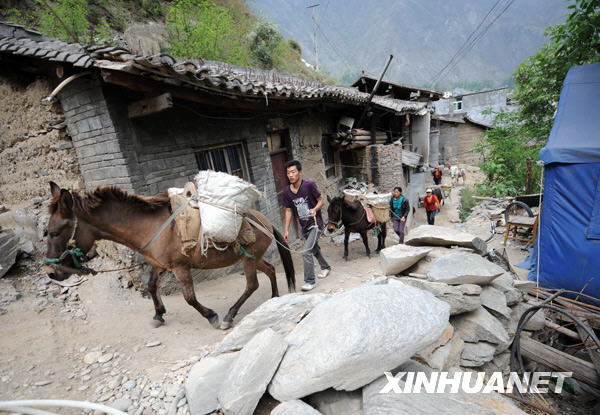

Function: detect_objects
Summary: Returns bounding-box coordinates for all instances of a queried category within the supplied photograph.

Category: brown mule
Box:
[326,196,387,261]
[44,182,295,330]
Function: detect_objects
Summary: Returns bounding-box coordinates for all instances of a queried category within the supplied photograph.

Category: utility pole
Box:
[307,4,319,71]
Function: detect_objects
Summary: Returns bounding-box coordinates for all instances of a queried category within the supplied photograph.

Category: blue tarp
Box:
[539,63,600,164]
[528,63,600,302]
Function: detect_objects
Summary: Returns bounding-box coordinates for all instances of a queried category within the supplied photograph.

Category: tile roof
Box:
[0,22,428,114]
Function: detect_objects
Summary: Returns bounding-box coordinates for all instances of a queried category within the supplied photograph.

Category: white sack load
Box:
[194,171,261,243]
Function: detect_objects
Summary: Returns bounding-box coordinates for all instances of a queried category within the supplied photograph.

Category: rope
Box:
[140,197,191,252]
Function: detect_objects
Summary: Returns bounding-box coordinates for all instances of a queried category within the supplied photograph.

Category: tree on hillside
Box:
[166,0,249,65]
[475,0,600,197]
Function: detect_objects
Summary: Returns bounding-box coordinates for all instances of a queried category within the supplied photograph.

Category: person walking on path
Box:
[282,160,331,291]
[389,186,410,243]
[432,166,443,185]
[423,188,441,225]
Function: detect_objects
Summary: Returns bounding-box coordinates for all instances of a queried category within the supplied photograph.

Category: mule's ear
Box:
[327,195,331,203]
[50,181,61,198]
[59,188,73,213]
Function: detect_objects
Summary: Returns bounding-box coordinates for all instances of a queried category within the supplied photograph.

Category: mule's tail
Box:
[273,228,296,292]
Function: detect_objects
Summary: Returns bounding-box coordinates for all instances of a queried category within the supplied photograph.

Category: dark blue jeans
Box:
[426,209,437,225]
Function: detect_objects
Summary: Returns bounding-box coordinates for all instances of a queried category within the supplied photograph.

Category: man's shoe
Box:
[301,283,316,291]
[318,268,331,279]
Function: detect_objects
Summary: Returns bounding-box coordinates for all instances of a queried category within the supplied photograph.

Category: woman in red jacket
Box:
[423,188,441,225]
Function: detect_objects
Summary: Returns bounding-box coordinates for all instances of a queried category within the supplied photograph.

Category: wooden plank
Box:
[519,337,600,388]
[575,319,600,377]
[128,93,173,119]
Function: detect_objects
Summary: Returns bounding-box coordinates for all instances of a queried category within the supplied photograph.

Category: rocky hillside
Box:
[251,0,570,88]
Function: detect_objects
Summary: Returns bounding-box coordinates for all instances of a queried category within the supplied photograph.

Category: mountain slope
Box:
[250,0,569,88]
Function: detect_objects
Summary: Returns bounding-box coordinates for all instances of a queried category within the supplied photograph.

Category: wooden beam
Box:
[575,319,600,377]
[100,69,320,112]
[519,337,600,388]
[128,93,173,119]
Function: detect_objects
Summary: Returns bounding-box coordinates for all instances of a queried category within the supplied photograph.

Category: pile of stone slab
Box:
[0,209,40,278]
[184,242,539,415]
[379,225,541,374]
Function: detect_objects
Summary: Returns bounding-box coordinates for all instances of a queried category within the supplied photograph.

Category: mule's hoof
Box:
[208,313,220,329]
[220,321,232,330]
[150,319,164,328]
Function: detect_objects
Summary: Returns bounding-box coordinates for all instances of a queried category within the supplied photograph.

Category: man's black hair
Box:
[394,186,403,193]
[285,160,302,171]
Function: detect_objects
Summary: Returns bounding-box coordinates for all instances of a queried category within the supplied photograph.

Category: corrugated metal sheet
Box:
[0,22,428,113]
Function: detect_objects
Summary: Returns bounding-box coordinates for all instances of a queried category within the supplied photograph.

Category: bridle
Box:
[43,212,96,275]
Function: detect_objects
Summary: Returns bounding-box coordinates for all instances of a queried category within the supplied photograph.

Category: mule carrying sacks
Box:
[194,171,261,243]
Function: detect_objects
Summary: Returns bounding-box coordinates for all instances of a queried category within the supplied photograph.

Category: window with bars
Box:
[195,144,248,180]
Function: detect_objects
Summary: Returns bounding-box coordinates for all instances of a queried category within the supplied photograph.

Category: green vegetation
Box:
[3,0,327,81]
[459,187,479,222]
[474,0,600,197]
[166,0,249,65]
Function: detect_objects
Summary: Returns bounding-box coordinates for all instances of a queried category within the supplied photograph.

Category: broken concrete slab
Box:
[271,400,323,415]
[480,286,512,320]
[305,389,362,415]
[451,307,510,350]
[460,341,496,367]
[268,283,450,401]
[185,352,238,415]
[405,225,487,253]
[401,277,481,315]
[0,229,19,278]
[219,328,287,415]
[217,293,329,353]
[378,244,431,275]
[428,252,505,285]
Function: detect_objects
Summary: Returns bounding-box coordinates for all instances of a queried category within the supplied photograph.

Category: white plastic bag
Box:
[194,171,261,243]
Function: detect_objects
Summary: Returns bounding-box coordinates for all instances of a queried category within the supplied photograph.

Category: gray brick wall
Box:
[58,75,137,192]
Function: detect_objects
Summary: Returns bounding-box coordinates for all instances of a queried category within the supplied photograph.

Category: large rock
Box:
[460,342,496,367]
[305,389,362,415]
[490,273,522,305]
[405,225,487,253]
[217,293,329,353]
[0,229,19,278]
[400,277,481,315]
[363,360,527,415]
[378,245,431,275]
[0,210,39,255]
[414,324,455,370]
[268,283,450,401]
[480,286,512,320]
[219,329,287,415]
[510,302,546,331]
[451,307,510,351]
[363,362,493,415]
[428,252,505,285]
[271,400,323,415]
[185,352,238,415]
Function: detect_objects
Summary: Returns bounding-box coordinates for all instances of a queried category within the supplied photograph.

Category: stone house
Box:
[431,114,489,166]
[431,87,516,166]
[0,22,434,240]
